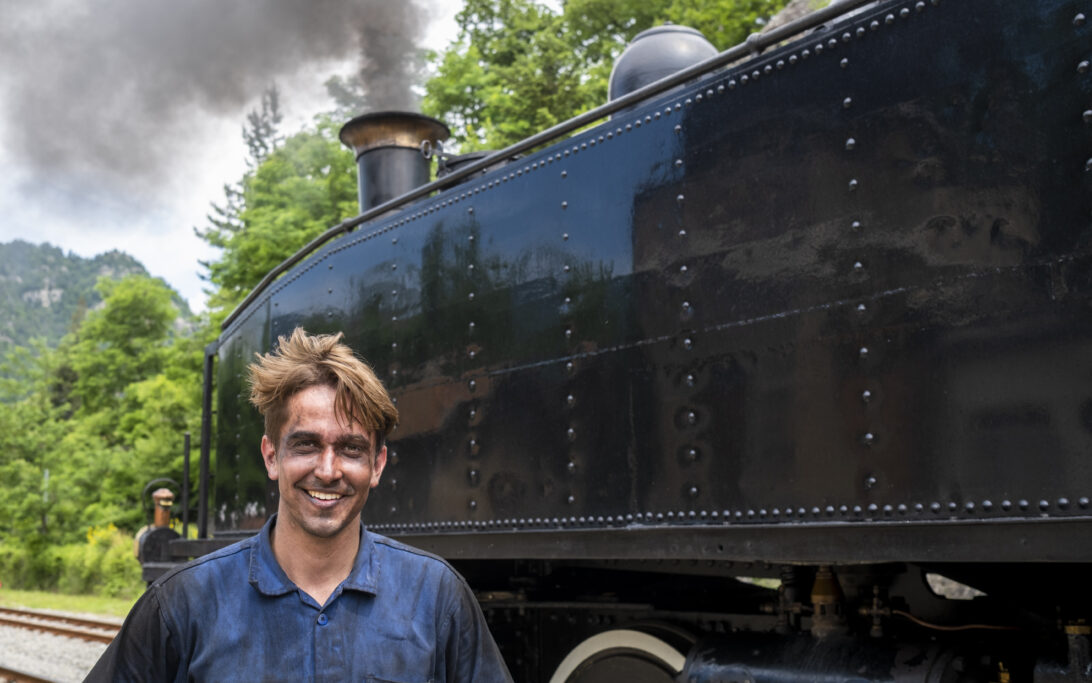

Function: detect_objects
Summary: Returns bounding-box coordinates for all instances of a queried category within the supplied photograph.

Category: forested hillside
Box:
[0,241,192,350]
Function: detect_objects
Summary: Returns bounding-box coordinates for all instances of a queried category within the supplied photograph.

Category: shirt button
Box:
[317,614,328,626]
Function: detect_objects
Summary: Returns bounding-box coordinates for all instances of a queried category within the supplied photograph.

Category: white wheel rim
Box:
[548,629,687,683]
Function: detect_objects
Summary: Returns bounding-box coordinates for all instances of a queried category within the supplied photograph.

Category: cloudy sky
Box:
[0,0,464,312]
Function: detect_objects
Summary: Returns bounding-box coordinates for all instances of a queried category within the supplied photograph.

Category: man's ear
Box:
[261,435,278,480]
[370,445,387,489]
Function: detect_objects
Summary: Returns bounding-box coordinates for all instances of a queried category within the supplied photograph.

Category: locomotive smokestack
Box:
[338,111,450,213]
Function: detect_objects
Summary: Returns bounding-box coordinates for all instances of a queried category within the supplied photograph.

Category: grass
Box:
[0,587,138,619]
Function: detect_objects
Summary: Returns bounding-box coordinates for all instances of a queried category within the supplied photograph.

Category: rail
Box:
[221,0,880,330]
[0,607,119,645]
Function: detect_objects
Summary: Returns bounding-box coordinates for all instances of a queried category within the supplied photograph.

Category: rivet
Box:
[468,292,475,301]
[841,31,851,42]
[469,499,477,510]
[683,337,694,351]
[1058,497,1070,509]
[1083,110,1092,123]
[859,346,869,359]
[1079,497,1090,508]
[845,137,856,151]
[1039,499,1050,511]
[882,504,893,514]
[802,49,811,58]
[561,201,568,209]
[391,315,398,322]
[562,232,569,240]
[827,38,837,49]
[965,501,975,512]
[391,263,397,271]
[685,373,696,386]
[853,261,864,271]
[328,288,333,294]
[469,234,475,242]
[848,178,859,191]
[674,124,682,134]
[885,13,895,24]
[1001,499,1012,510]
[1019,499,1030,510]
[686,410,698,425]
[851,220,862,230]
[468,263,475,271]
[914,503,924,513]
[563,265,571,273]
[915,0,925,11]
[688,486,699,498]
[729,79,738,89]
[681,301,693,318]
[1079,61,1090,74]
[869,20,880,31]
[982,500,992,511]
[840,58,849,69]
[843,97,853,109]
[468,207,474,214]
[567,495,575,504]
[840,505,849,515]
[741,75,749,85]
[468,379,477,391]
[675,159,683,167]
[680,264,688,273]
[751,70,761,80]
[685,447,699,461]
[392,237,398,245]
[1085,158,1092,172]
[1075,13,1087,26]
[865,476,877,489]
[862,389,872,402]
[717,84,725,93]
[392,342,398,350]
[678,229,687,237]
[566,361,575,373]
[567,461,577,474]
[564,328,572,340]
[763,65,773,75]
[468,349,476,359]
[789,54,798,65]
[930,502,941,512]
[468,321,476,331]
[676,194,685,204]
[857,303,867,313]
[469,408,477,419]
[899,7,910,18]
[948,501,957,511]
[862,432,875,445]
[856,26,866,38]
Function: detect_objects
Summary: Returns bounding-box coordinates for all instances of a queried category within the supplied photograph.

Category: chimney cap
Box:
[152,488,174,507]
[339,111,450,160]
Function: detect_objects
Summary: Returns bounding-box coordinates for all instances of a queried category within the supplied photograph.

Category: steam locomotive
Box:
[142,0,1092,679]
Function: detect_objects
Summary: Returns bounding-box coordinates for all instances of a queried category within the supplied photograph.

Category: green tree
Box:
[423,0,788,150]
[198,117,358,318]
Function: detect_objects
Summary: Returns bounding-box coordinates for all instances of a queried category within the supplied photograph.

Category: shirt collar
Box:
[248,514,380,597]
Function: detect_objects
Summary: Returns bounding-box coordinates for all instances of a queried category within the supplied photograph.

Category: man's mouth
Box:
[307,490,344,501]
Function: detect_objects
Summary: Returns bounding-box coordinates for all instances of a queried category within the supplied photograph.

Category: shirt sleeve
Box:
[83,585,180,683]
[440,578,514,683]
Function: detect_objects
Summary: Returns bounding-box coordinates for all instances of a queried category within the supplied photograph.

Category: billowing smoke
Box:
[0,0,427,185]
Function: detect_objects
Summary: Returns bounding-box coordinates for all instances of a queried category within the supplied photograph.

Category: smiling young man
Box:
[87,328,512,682]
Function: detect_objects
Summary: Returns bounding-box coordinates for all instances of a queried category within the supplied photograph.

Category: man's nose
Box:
[313,446,340,480]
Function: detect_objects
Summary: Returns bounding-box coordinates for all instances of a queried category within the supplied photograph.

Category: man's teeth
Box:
[308,490,342,501]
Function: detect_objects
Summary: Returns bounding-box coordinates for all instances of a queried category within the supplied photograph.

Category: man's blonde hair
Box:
[248,328,398,450]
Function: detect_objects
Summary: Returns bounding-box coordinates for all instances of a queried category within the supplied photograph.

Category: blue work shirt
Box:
[86,516,512,682]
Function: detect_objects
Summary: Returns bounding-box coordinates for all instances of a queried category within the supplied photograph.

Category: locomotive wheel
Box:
[547,628,688,683]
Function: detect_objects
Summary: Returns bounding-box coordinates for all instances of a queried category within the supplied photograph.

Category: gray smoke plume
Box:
[0,0,427,186]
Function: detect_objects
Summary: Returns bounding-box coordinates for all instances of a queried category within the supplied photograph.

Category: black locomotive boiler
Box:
[149,0,1092,679]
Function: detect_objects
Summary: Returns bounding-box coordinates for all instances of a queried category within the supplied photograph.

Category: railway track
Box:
[0,663,62,683]
[0,607,118,645]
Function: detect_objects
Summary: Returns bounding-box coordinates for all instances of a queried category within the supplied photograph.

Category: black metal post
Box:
[182,431,190,539]
[199,341,217,539]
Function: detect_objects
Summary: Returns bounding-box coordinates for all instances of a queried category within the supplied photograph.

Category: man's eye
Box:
[340,445,365,457]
